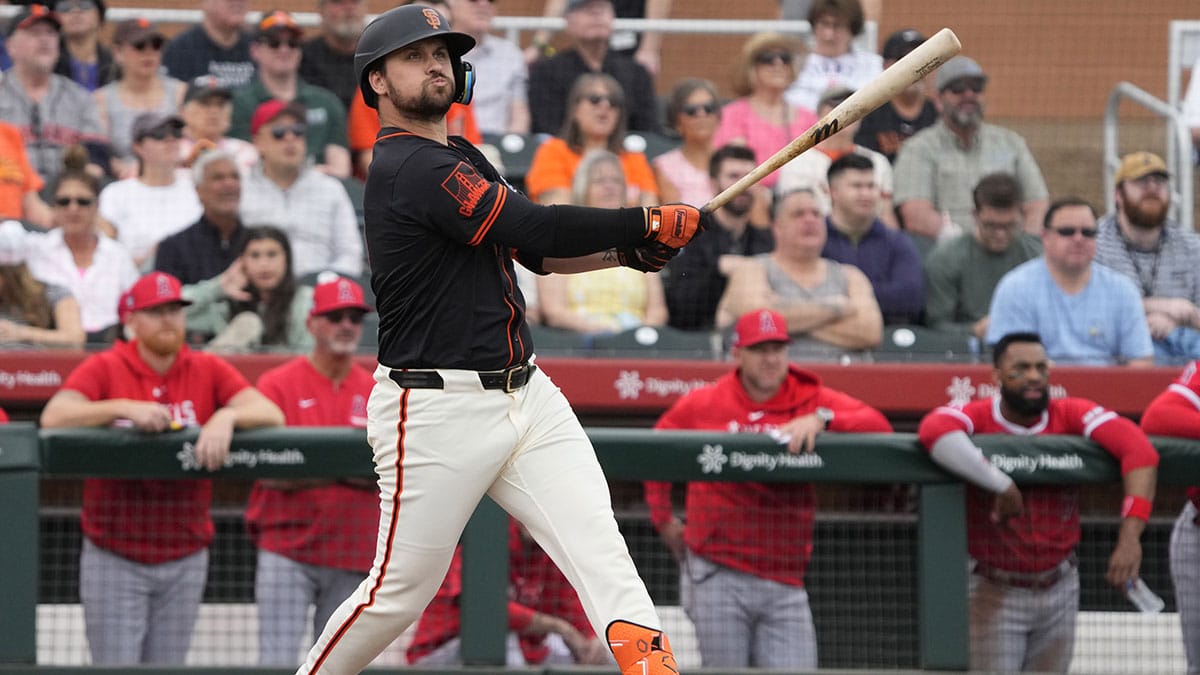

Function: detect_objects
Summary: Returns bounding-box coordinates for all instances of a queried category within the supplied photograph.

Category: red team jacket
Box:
[407,521,594,665]
[1141,360,1200,511]
[243,357,379,571]
[919,397,1159,574]
[65,340,250,564]
[646,366,892,587]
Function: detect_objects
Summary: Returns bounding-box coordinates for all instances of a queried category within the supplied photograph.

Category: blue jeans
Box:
[1155,327,1200,366]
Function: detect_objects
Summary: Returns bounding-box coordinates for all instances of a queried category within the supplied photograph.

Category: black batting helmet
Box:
[354,5,477,110]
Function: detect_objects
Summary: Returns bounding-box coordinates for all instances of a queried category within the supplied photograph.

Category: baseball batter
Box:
[647,309,892,668]
[245,276,378,665]
[298,6,705,673]
[1141,360,1200,673]
[39,271,284,665]
[918,331,1158,672]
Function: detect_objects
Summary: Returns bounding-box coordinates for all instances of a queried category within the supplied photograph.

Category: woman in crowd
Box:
[94,19,186,178]
[537,150,667,335]
[713,32,817,191]
[524,73,658,206]
[98,112,201,269]
[0,221,85,348]
[653,78,721,207]
[53,0,113,92]
[183,226,313,351]
[24,148,139,342]
[784,0,882,112]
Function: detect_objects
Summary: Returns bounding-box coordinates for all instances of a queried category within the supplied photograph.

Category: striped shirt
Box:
[1094,214,1200,303]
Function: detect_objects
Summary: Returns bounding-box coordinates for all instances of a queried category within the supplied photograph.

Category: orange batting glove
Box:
[644,204,709,249]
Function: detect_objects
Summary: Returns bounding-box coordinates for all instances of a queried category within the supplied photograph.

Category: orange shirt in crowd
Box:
[524,137,658,205]
[0,122,44,221]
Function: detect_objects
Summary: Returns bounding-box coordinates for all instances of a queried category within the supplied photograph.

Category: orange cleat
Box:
[606,619,678,674]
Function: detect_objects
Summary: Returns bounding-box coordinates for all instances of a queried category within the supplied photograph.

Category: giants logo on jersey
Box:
[441,161,489,216]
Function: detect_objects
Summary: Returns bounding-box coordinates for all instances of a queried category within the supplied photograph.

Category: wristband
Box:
[1120,495,1152,522]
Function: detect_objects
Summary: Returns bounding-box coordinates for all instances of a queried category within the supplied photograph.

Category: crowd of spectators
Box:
[3,0,1200,668]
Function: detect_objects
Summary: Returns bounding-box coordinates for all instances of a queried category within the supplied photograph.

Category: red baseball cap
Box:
[310,276,372,317]
[732,309,791,348]
[118,272,192,323]
[250,99,306,136]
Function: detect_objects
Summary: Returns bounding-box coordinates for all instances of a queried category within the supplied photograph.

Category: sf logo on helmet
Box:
[422,8,441,29]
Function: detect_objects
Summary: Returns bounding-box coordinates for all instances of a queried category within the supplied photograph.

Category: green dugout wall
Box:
[4,425,1200,672]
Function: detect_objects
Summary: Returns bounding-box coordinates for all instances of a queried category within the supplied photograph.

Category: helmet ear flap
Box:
[454,59,475,105]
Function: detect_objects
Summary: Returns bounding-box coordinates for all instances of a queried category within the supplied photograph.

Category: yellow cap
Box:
[1114,151,1168,185]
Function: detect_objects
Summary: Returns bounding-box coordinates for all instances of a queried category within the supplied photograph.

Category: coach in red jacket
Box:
[918,331,1158,673]
[645,308,892,669]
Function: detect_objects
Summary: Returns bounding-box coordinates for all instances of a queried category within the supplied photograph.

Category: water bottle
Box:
[1125,577,1166,613]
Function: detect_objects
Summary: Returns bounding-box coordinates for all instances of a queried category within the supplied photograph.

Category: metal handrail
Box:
[1102,81,1193,230]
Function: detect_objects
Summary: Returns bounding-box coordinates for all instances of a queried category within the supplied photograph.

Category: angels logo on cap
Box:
[733,309,791,348]
[311,275,373,317]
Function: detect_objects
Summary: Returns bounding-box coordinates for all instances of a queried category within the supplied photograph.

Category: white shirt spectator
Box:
[465,35,529,136]
[238,165,363,278]
[25,229,139,333]
[785,49,882,112]
[99,177,203,267]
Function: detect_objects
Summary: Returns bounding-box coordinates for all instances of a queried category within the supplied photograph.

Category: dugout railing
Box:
[5,424,1200,673]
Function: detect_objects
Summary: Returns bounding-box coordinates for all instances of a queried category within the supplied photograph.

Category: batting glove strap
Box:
[618,243,678,273]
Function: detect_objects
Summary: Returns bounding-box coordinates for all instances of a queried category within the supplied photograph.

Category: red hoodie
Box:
[63,340,249,564]
[647,365,891,586]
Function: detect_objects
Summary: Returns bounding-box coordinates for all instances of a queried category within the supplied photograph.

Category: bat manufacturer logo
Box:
[811,119,840,143]
[422,8,441,29]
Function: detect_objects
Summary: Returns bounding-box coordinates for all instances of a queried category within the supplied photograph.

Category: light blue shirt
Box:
[986,258,1153,365]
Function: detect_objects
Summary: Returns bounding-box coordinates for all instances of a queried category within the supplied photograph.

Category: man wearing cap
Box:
[52,0,113,91]
[1094,151,1200,364]
[245,275,377,665]
[238,100,363,278]
[98,112,202,268]
[853,29,939,163]
[39,271,283,665]
[161,0,255,88]
[154,149,248,285]
[299,0,366,111]
[178,75,261,172]
[0,4,108,185]
[528,0,660,135]
[646,307,891,668]
[229,10,351,178]
[894,55,1049,254]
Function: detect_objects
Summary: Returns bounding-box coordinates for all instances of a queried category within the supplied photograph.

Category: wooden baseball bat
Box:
[702,27,962,212]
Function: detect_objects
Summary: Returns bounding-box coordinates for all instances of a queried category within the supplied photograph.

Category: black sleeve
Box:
[394,144,647,257]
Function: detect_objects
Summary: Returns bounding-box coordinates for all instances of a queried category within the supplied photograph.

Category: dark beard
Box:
[725,192,753,218]
[1000,384,1049,417]
[386,81,454,121]
[1122,196,1168,231]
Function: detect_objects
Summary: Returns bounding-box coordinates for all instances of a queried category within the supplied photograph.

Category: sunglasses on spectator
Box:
[682,102,718,117]
[582,94,619,107]
[944,79,985,95]
[322,309,365,325]
[141,126,183,141]
[261,36,301,50]
[754,51,794,66]
[131,37,166,51]
[1050,226,1097,239]
[56,0,96,12]
[270,123,307,140]
[54,196,94,207]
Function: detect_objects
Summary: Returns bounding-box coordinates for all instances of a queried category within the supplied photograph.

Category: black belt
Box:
[973,556,1076,590]
[389,363,536,393]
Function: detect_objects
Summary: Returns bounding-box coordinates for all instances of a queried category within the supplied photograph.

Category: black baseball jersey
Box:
[853,99,939,163]
[365,128,646,371]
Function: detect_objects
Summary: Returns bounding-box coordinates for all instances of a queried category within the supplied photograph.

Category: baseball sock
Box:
[606,619,678,674]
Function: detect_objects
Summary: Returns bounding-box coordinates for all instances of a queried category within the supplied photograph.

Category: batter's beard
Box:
[1122,195,1168,231]
[385,80,455,121]
[1000,384,1049,418]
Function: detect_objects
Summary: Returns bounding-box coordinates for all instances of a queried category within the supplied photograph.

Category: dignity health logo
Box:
[696,443,824,475]
[177,442,306,471]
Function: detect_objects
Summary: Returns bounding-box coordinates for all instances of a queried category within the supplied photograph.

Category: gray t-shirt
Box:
[0,280,72,328]
[1093,214,1200,303]
[761,254,864,362]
